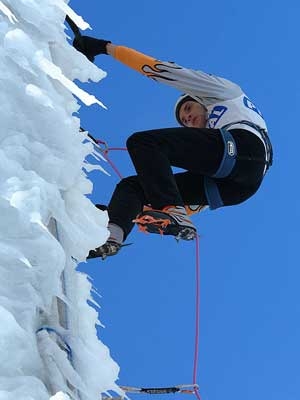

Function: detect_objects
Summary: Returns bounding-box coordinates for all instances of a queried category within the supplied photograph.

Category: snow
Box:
[0,1,121,399]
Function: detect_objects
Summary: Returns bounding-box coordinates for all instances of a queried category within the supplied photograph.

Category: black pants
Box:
[107,127,267,239]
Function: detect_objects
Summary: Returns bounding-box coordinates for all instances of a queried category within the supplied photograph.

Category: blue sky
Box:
[70,1,299,399]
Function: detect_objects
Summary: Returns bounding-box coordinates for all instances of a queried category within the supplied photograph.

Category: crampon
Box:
[133,207,197,241]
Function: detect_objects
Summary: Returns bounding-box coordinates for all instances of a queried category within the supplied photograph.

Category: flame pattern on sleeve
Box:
[114,45,181,81]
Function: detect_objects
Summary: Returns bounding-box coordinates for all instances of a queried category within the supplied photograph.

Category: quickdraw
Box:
[102,384,199,400]
[120,384,199,395]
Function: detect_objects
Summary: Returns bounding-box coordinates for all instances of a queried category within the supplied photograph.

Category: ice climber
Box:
[72,36,273,260]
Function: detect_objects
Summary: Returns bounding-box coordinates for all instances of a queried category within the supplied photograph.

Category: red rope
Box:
[94,136,202,398]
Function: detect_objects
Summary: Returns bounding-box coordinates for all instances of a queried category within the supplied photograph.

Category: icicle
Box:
[35,51,107,108]
[0,1,18,23]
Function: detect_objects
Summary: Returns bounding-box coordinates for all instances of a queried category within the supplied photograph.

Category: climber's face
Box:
[178,101,207,128]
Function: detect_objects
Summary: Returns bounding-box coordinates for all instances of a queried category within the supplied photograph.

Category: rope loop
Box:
[81,128,202,399]
[95,138,109,155]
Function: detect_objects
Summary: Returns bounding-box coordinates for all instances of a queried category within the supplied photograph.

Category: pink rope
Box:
[193,235,201,400]
[94,136,202,398]
[102,152,124,180]
[95,139,126,180]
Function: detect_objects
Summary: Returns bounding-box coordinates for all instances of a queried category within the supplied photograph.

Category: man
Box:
[73,36,273,259]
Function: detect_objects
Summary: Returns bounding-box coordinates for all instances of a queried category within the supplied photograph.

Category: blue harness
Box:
[204,129,237,210]
[204,123,273,210]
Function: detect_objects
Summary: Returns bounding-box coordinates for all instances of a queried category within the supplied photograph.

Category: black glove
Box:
[73,36,111,62]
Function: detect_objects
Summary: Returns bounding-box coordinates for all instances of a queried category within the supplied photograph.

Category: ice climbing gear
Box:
[133,205,197,240]
[203,128,237,210]
[120,384,199,395]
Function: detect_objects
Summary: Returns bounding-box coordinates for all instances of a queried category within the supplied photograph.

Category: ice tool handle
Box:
[65,15,82,39]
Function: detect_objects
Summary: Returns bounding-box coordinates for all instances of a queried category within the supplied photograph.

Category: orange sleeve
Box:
[113,45,161,77]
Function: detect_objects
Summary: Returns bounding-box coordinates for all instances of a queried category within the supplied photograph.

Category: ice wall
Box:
[0,1,121,399]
